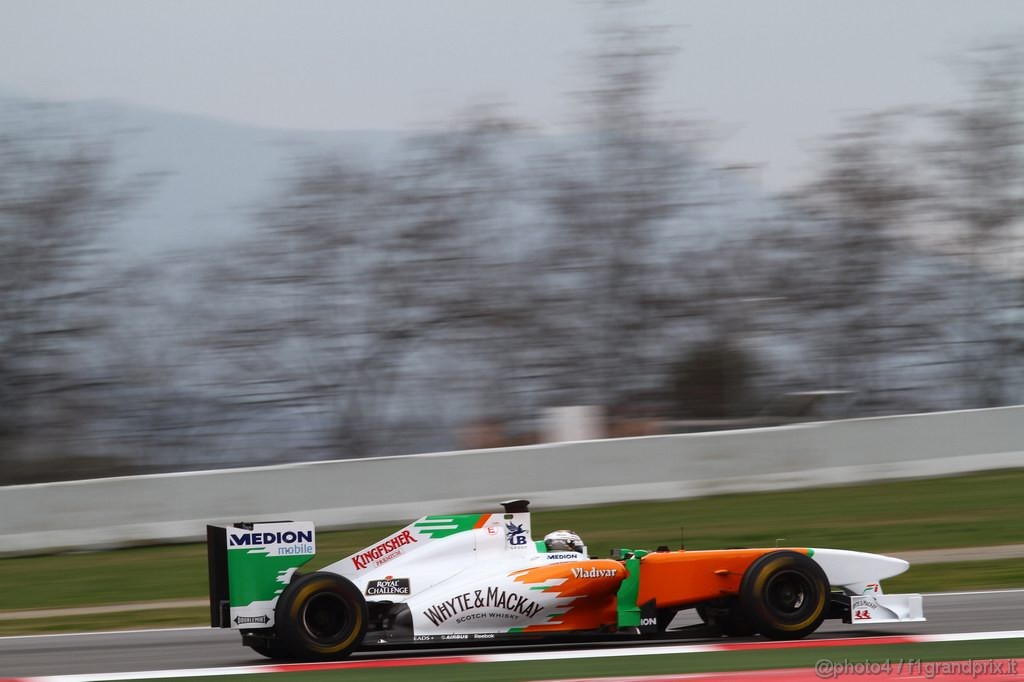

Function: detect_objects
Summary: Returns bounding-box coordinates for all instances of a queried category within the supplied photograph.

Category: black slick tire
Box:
[274,572,368,660]
[738,550,829,640]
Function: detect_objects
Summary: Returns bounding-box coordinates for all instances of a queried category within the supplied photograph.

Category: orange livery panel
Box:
[638,548,811,609]
[509,559,626,632]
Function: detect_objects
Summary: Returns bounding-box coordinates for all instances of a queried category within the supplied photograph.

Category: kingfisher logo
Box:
[352,530,418,570]
[505,522,528,547]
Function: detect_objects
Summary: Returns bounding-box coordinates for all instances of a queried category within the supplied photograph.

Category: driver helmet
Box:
[544,529,586,554]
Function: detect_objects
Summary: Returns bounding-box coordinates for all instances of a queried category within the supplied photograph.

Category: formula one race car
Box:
[207,500,924,660]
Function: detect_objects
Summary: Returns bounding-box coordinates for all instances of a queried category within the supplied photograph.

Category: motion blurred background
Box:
[1,0,1022,484]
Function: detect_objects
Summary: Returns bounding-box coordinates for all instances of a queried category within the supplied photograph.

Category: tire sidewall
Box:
[275,572,368,660]
[739,550,828,640]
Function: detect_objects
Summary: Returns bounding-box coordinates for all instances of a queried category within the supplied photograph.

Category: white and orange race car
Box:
[206,500,925,660]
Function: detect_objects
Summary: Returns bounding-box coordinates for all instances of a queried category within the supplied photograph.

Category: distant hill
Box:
[1,92,413,254]
[1,93,777,257]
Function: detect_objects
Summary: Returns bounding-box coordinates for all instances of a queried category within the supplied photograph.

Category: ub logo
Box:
[505,522,528,547]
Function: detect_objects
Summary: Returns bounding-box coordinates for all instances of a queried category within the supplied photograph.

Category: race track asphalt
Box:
[2,590,1022,678]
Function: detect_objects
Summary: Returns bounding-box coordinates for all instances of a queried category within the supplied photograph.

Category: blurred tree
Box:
[200,109,528,458]
[924,40,1024,406]
[92,259,225,471]
[0,105,150,480]
[669,340,759,419]
[197,157,394,459]
[371,109,535,425]
[537,3,707,408]
[777,111,938,411]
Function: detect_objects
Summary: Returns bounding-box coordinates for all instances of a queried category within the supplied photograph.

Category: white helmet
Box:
[544,529,585,554]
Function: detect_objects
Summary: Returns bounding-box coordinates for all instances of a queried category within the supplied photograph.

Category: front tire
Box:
[275,572,367,660]
[739,551,828,640]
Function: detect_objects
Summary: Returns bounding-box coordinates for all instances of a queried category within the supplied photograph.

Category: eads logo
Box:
[505,522,528,547]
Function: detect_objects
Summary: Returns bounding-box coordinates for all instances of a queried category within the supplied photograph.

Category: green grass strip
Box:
[886,556,1024,593]
[0,607,208,636]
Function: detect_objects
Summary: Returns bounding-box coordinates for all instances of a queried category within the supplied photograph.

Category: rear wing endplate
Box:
[206,521,317,629]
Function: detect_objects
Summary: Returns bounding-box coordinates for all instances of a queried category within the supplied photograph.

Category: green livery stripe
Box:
[807,548,815,557]
[226,550,315,607]
[616,548,648,628]
[507,627,526,633]
[413,514,484,539]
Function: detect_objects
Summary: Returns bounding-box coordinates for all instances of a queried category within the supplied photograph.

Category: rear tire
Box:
[739,551,828,640]
[275,572,367,660]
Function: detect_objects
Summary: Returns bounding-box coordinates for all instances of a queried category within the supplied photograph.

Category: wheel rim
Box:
[764,570,812,619]
[301,592,351,642]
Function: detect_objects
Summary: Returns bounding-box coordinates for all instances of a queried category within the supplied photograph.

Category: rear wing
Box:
[207,521,317,629]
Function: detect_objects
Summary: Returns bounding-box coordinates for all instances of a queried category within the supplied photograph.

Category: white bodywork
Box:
[320,512,603,635]
[809,548,925,625]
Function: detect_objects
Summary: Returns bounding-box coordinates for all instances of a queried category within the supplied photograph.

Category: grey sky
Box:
[1,0,1021,189]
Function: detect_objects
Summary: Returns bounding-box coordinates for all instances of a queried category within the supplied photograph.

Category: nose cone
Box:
[808,548,909,587]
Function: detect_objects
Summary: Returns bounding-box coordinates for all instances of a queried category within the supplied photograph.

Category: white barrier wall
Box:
[1,406,1022,555]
